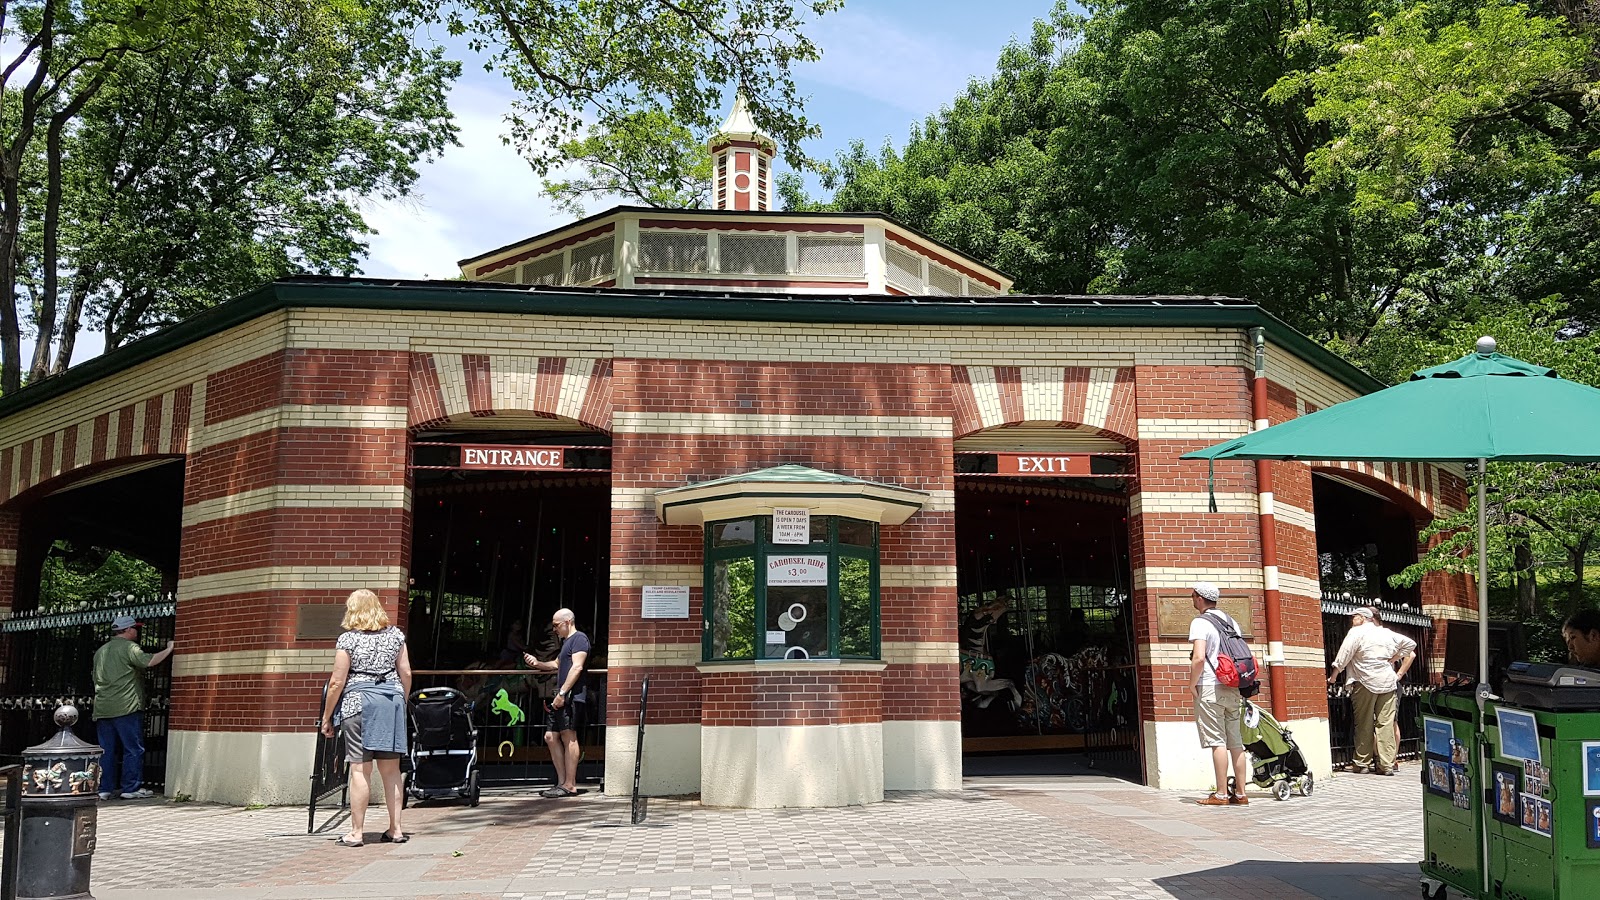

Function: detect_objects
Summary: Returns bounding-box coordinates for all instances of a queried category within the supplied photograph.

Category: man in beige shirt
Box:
[1328,606,1417,775]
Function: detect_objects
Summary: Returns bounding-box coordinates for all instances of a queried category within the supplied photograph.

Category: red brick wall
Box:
[170,348,412,732]
[700,670,883,726]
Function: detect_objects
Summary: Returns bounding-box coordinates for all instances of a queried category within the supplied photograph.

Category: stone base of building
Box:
[882,720,962,791]
[701,723,884,807]
[169,729,317,805]
[1142,717,1333,791]
[606,719,960,800]
[604,723,703,797]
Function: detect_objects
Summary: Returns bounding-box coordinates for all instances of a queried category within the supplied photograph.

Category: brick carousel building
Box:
[0,102,1473,806]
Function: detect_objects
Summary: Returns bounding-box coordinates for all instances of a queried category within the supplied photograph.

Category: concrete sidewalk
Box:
[63,769,1422,899]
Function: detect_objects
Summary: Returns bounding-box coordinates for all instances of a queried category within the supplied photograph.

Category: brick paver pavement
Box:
[7,770,1426,899]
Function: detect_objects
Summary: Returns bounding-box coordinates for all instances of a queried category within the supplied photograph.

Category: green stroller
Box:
[1233,699,1314,801]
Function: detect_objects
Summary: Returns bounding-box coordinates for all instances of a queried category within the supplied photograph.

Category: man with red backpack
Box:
[1188,582,1252,806]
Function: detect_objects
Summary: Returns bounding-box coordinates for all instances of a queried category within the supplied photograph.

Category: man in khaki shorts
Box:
[1188,582,1249,805]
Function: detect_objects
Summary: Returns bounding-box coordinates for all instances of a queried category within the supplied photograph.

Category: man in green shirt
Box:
[93,615,174,800]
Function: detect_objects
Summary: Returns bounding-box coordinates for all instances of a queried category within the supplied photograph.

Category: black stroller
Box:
[403,686,481,807]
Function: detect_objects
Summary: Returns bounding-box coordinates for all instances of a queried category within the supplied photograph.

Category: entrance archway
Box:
[406,421,611,788]
[0,458,184,788]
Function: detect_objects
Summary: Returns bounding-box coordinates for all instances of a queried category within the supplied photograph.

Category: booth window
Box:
[704,515,879,661]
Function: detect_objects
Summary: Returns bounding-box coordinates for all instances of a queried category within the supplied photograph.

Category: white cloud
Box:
[800,8,1004,115]
[358,77,569,279]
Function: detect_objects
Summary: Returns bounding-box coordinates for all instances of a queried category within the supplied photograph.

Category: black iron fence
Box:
[1326,683,1425,767]
[0,598,175,792]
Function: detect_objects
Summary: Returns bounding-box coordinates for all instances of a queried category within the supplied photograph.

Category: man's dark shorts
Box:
[547,701,585,734]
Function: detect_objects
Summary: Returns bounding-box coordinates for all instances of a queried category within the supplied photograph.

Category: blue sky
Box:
[357,1,1058,281]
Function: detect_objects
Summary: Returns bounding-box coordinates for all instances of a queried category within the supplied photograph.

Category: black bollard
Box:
[17,706,102,899]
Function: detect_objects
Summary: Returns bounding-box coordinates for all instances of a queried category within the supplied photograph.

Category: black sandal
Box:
[380,832,410,843]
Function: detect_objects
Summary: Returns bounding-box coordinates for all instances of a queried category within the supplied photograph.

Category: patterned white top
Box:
[336,627,405,720]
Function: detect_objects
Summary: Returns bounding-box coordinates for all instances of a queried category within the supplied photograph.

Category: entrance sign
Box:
[772,507,811,544]
[641,585,691,619]
[995,453,1091,476]
[767,554,827,586]
[459,444,565,470]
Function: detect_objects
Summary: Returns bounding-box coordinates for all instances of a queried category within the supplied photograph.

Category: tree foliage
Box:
[3,0,838,389]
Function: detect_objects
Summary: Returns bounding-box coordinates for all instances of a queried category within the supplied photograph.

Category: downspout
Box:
[1250,327,1289,721]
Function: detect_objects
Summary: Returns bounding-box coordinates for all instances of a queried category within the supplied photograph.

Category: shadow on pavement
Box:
[1153,860,1418,899]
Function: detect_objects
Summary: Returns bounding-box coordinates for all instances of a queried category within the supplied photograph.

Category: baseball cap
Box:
[112,615,143,631]
[1192,582,1220,603]
[1352,607,1376,619]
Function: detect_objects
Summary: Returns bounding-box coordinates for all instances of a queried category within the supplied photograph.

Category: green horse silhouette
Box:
[490,688,525,725]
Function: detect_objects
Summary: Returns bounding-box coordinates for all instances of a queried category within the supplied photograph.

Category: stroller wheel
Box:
[1299,773,1314,797]
[468,770,481,808]
[1273,779,1292,801]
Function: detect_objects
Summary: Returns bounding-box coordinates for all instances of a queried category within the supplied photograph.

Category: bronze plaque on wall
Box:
[1156,593,1255,639]
[296,605,347,640]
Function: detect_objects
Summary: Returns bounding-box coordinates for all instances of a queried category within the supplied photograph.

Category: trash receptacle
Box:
[18,705,102,899]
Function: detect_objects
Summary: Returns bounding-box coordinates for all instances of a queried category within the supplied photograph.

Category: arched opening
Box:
[405,417,611,788]
[953,425,1140,777]
[1312,471,1432,768]
[0,458,184,787]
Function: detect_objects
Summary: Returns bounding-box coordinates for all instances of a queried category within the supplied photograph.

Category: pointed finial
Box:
[1475,336,1497,356]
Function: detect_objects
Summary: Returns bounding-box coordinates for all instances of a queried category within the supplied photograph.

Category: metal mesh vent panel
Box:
[567,238,614,283]
[480,269,517,284]
[966,280,998,296]
[797,237,862,275]
[886,245,923,292]
[523,254,564,285]
[927,264,962,296]
[639,231,709,273]
[720,234,787,274]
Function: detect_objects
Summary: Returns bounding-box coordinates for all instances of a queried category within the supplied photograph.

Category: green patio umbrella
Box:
[1186,336,1600,897]
[1184,337,1600,700]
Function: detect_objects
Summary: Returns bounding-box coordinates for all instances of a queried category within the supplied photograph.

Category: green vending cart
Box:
[1421,663,1600,899]
[1420,689,1484,896]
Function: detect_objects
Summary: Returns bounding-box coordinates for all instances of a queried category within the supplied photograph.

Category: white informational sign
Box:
[772,507,811,545]
[767,554,827,586]
[766,630,788,645]
[640,585,691,619]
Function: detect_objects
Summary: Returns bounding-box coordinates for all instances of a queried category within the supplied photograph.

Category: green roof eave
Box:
[0,278,1385,419]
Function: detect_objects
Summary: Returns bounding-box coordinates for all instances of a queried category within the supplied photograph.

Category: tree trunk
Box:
[1570,533,1591,615]
[52,260,93,374]
[1512,530,1538,618]
[0,0,59,394]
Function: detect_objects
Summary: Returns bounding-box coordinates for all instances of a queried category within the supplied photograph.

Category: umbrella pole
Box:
[1477,457,1489,706]
[1476,456,1491,898]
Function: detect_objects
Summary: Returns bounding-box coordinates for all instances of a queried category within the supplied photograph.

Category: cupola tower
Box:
[709,94,776,211]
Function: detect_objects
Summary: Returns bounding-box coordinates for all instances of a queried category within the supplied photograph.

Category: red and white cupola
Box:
[709,94,776,211]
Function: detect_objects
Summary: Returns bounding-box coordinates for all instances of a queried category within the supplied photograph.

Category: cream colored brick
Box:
[556,357,596,421]
[1135,418,1252,441]
[1082,367,1118,429]
[612,411,950,438]
[881,641,958,665]
[174,649,336,678]
[1019,367,1064,423]
[182,484,411,527]
[178,565,408,601]
[1139,641,1322,669]
[610,564,702,588]
[195,404,406,449]
[607,643,701,668]
[0,548,16,567]
[1134,567,1263,591]
[1132,491,1257,516]
[881,564,957,588]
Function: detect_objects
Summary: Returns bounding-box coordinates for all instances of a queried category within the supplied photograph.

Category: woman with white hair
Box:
[318,589,412,846]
